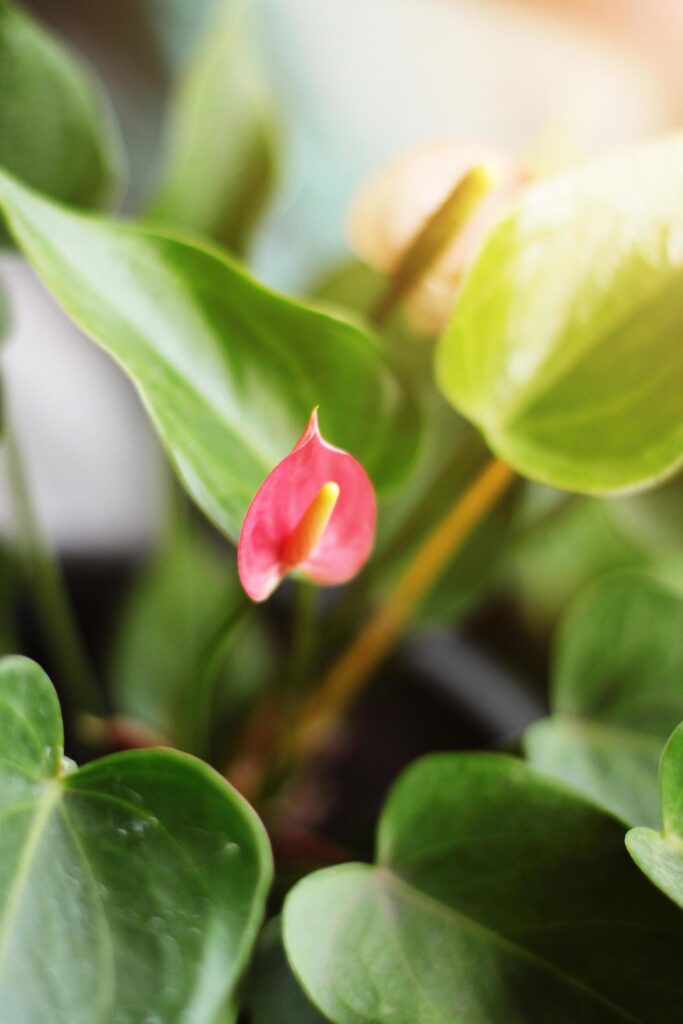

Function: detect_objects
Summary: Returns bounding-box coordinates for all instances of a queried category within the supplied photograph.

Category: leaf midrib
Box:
[376,869,645,1024]
[0,778,61,982]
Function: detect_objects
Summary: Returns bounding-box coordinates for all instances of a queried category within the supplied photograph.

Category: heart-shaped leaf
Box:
[284,753,683,1024]
[0,0,121,218]
[627,722,683,909]
[525,571,683,827]
[0,655,272,1023]
[148,0,276,254]
[0,170,417,540]
[436,135,683,494]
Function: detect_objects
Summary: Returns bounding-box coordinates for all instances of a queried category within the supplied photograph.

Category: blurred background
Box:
[1,0,682,846]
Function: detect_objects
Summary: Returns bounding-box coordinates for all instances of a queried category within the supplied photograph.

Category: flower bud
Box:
[348,141,528,336]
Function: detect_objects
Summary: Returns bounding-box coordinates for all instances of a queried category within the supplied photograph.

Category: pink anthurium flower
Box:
[238,409,377,602]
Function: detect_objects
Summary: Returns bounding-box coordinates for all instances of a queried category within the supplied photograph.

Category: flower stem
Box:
[371,163,494,327]
[289,457,515,760]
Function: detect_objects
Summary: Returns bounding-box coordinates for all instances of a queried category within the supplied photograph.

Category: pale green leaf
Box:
[149,0,276,254]
[436,136,683,494]
[627,723,683,909]
[525,571,683,826]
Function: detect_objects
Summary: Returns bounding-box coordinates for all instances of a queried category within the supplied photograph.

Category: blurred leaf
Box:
[0,0,122,221]
[111,520,274,754]
[525,572,683,827]
[436,135,683,494]
[627,723,683,909]
[606,471,683,555]
[0,171,418,540]
[0,655,272,1023]
[284,753,683,1024]
[149,0,277,254]
[249,917,327,1024]
[499,497,647,631]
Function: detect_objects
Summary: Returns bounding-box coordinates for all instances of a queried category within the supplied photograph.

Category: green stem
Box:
[5,432,103,714]
[286,580,317,705]
[181,596,250,757]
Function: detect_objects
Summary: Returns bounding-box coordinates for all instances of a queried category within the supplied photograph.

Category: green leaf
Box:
[249,917,328,1024]
[499,496,647,630]
[525,572,683,827]
[148,0,277,254]
[111,521,274,754]
[283,753,683,1024]
[0,655,272,1022]
[607,472,683,554]
[0,171,416,539]
[436,135,683,494]
[627,723,683,909]
[0,0,121,218]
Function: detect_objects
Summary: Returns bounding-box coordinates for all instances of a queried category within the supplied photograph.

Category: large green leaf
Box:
[0,170,416,539]
[0,655,272,1022]
[148,0,276,254]
[0,0,121,217]
[283,753,683,1024]
[436,135,683,494]
[111,520,274,755]
[525,572,683,827]
[627,723,683,909]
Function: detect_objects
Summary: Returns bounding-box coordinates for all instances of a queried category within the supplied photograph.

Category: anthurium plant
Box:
[0,2,682,1022]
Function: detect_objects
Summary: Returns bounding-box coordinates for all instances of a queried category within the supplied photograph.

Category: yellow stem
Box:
[289,457,515,759]
[372,163,495,327]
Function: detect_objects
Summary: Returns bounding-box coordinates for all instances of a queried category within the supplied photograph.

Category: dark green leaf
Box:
[436,135,683,494]
[627,722,683,908]
[0,0,121,217]
[148,0,277,254]
[284,753,683,1024]
[0,655,272,1022]
[525,572,683,826]
[0,171,417,540]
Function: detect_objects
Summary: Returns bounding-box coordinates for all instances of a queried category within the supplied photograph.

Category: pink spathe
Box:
[238,409,377,602]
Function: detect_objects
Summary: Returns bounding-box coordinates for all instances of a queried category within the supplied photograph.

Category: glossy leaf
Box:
[249,917,328,1024]
[0,655,272,1022]
[149,0,276,253]
[284,753,683,1024]
[525,572,683,827]
[111,521,274,754]
[0,171,416,540]
[0,0,121,218]
[627,723,683,908]
[436,135,683,494]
